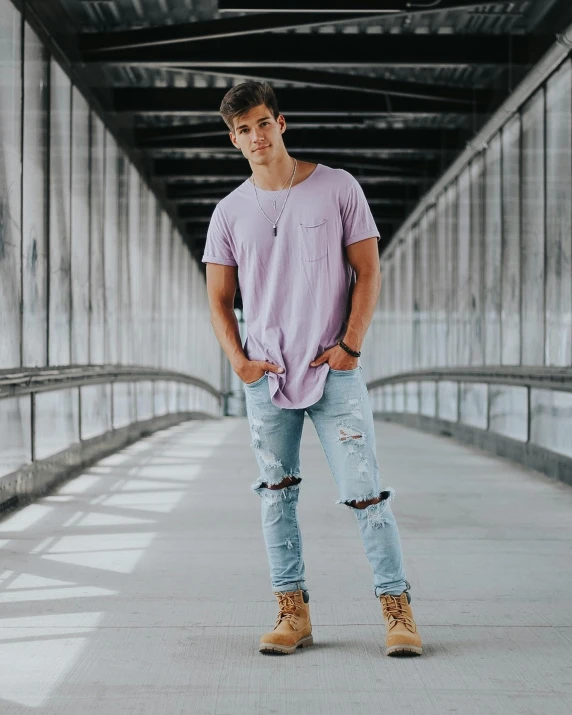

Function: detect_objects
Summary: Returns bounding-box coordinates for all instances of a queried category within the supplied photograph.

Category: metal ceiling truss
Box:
[134,121,456,143]
[83,35,536,68]
[217,1,514,13]
[58,0,564,254]
[149,157,438,177]
[115,88,484,118]
[167,67,493,106]
[149,129,459,158]
[80,13,373,54]
[79,3,520,56]
[167,181,421,202]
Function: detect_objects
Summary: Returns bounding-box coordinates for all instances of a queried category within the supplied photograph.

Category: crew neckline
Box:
[247,163,322,193]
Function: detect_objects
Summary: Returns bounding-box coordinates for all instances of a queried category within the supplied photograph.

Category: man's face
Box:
[229,104,286,164]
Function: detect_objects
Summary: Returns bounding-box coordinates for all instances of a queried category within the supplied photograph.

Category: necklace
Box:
[255,169,292,210]
[252,159,297,237]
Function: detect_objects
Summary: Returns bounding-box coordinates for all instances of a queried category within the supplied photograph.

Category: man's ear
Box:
[278,114,286,134]
[229,131,239,149]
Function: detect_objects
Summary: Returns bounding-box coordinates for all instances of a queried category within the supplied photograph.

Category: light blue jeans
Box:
[244,366,408,598]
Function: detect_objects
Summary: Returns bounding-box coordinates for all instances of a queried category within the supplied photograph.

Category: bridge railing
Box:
[0,366,222,511]
[367,367,572,485]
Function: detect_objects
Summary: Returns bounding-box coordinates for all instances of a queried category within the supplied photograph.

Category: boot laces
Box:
[382,595,415,632]
[275,593,299,626]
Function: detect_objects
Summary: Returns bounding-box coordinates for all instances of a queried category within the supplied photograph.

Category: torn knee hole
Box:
[262,476,302,491]
[338,425,365,443]
[347,490,391,510]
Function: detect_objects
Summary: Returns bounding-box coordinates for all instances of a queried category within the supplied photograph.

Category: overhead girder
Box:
[166,183,242,199]
[149,130,458,159]
[163,173,426,186]
[218,0,511,13]
[114,88,485,117]
[133,118,405,144]
[165,183,423,202]
[157,169,435,186]
[79,13,372,54]
[86,35,537,68]
[133,118,446,145]
[169,67,493,105]
[167,181,420,202]
[80,3,519,56]
[148,157,438,178]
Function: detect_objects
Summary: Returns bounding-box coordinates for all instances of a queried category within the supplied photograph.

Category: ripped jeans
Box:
[244,366,408,598]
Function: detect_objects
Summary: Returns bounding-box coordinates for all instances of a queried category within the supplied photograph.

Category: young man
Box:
[202,81,422,657]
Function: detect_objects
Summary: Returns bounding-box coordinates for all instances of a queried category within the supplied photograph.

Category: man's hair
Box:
[220,81,280,132]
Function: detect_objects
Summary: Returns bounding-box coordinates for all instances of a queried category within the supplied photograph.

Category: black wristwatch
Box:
[337,340,361,358]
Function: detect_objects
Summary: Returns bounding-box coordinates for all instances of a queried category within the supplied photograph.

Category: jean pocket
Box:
[329,366,360,374]
[244,374,267,388]
[298,219,328,262]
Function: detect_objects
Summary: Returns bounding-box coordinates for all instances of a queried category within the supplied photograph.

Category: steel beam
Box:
[181,214,212,222]
[134,118,399,144]
[115,88,484,117]
[158,167,435,184]
[165,173,424,185]
[170,182,420,201]
[134,118,403,145]
[218,0,506,13]
[172,67,493,105]
[150,130,458,159]
[166,183,244,199]
[80,13,370,55]
[166,182,422,201]
[88,35,536,67]
[133,120,441,145]
[149,157,438,178]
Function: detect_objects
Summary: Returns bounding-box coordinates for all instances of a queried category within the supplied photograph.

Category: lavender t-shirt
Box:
[202,164,379,409]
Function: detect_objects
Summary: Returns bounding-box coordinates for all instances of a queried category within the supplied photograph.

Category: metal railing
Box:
[0,365,221,399]
[0,365,223,511]
[366,366,572,486]
[368,366,572,393]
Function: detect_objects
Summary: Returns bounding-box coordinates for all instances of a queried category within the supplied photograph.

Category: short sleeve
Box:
[202,204,238,267]
[341,172,380,247]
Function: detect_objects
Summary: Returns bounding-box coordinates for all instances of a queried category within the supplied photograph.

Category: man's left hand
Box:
[310,345,359,371]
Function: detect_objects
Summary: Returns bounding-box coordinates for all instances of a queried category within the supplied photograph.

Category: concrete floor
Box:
[0,417,571,714]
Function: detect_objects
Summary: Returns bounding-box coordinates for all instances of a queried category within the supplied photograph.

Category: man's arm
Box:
[310,237,381,369]
[205,263,284,383]
[342,236,382,353]
[205,263,246,370]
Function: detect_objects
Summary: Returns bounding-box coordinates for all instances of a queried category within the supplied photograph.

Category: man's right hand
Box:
[236,360,284,385]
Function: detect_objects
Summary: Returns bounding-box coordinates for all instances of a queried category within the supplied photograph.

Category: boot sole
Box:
[259,635,314,655]
[386,644,423,657]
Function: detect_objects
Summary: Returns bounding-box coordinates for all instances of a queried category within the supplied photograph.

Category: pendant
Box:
[273,224,277,237]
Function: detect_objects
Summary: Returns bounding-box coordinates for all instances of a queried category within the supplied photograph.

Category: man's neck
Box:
[250,152,295,191]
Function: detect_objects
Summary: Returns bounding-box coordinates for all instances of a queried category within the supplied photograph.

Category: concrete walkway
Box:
[0,417,571,714]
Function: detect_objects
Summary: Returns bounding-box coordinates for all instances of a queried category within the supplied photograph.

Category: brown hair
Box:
[219,81,280,132]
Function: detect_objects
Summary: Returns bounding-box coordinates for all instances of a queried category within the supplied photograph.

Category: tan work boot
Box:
[259,589,313,655]
[380,592,423,657]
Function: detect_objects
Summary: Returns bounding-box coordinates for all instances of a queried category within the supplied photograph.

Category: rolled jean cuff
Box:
[272,580,307,594]
[374,579,409,598]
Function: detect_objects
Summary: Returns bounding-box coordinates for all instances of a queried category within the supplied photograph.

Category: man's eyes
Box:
[240,122,269,134]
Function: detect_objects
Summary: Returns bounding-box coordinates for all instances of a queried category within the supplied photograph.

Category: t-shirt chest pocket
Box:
[298,218,328,262]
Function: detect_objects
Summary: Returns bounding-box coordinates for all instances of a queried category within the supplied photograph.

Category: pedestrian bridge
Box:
[0,416,570,714]
[1,0,572,712]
